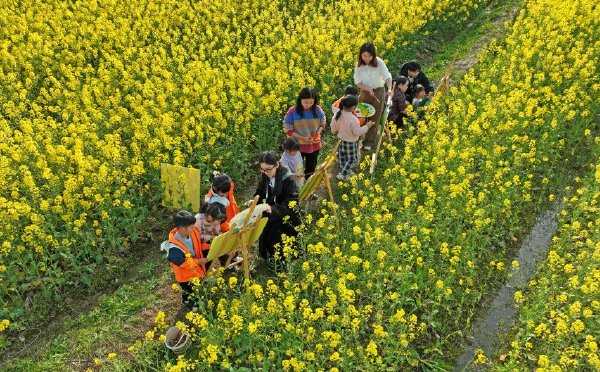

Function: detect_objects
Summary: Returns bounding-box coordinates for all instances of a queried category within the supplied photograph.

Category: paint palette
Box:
[355,102,376,118]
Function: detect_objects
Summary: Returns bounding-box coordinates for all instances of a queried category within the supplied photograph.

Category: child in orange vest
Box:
[204,172,239,231]
[164,210,207,311]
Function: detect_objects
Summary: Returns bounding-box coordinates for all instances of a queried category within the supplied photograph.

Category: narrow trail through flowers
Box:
[454,204,560,371]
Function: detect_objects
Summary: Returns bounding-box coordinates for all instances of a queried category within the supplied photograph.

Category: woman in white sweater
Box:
[353,42,393,150]
[331,95,375,181]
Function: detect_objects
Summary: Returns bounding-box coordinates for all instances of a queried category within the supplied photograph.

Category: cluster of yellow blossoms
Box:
[158,0,598,370]
[1,0,598,368]
[0,0,481,325]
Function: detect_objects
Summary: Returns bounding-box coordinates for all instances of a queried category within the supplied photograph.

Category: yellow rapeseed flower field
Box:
[0,0,482,337]
[147,0,595,369]
[0,0,598,369]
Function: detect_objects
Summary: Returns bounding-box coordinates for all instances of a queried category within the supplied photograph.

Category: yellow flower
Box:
[0,319,9,332]
[153,311,166,326]
[373,324,387,337]
[570,320,585,335]
[329,351,341,362]
[366,340,378,357]
[474,349,487,365]
[538,355,550,367]
[514,291,524,303]
[145,330,155,341]
[202,344,219,365]
[392,309,406,323]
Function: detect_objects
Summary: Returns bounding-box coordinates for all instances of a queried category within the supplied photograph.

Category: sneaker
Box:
[184,301,198,312]
[336,173,350,181]
[363,145,372,151]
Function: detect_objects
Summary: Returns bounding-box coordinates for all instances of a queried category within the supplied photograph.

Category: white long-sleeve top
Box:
[353,57,392,89]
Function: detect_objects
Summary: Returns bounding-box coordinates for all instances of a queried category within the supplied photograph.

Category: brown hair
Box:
[357,42,378,67]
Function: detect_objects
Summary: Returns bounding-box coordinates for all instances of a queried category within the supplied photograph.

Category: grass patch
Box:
[384,0,522,81]
[1,258,177,372]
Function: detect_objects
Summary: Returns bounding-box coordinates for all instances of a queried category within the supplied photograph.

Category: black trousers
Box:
[259,219,299,262]
[301,150,319,180]
[179,281,194,307]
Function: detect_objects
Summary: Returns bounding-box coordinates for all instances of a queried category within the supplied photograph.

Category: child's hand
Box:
[198,258,207,265]
[244,199,254,207]
[366,121,375,127]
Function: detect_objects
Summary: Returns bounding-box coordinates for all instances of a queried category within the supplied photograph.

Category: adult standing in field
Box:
[283,87,326,180]
[354,42,393,151]
[246,151,301,266]
[399,60,434,103]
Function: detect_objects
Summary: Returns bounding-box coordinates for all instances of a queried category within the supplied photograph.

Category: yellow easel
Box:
[160,163,202,211]
[298,140,340,204]
[204,196,268,280]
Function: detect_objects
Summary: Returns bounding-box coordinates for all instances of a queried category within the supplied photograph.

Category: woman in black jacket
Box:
[399,60,434,103]
[248,151,301,263]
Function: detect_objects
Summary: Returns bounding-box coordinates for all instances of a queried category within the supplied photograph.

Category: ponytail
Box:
[334,107,343,121]
[335,95,359,121]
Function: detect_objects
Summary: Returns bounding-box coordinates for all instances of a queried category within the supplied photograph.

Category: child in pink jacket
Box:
[331,95,375,181]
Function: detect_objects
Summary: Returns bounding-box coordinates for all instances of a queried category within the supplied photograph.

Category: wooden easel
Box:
[298,140,340,204]
[205,196,267,281]
[370,82,396,175]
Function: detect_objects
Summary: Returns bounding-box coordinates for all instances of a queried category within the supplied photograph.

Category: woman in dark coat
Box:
[388,75,410,127]
[248,151,301,264]
[398,60,435,103]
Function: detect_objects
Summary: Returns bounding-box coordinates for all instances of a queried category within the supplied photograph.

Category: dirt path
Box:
[430,0,522,85]
[453,205,560,371]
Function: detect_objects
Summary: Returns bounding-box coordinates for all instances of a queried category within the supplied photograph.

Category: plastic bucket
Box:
[165,326,191,355]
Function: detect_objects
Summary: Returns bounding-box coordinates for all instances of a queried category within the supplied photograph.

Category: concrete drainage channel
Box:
[454,204,560,371]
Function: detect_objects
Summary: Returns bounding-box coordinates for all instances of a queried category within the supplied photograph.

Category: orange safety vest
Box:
[205,182,239,232]
[168,227,206,283]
